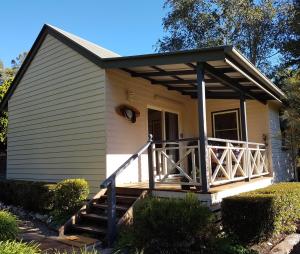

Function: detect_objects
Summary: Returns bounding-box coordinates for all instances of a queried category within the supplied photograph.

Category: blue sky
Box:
[0,0,167,67]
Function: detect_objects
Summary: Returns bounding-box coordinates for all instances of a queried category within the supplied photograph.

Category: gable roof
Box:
[0,24,285,111]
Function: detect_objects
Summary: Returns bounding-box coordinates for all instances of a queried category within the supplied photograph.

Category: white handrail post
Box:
[191,148,196,182]
[226,142,232,180]
[247,143,251,181]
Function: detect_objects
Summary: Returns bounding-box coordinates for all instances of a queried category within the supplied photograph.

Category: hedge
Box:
[0,180,56,212]
[0,179,89,215]
[117,194,216,253]
[53,179,89,217]
[222,183,300,244]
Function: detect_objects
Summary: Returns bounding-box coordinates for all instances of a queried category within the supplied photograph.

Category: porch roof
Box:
[0,24,284,111]
[102,47,284,103]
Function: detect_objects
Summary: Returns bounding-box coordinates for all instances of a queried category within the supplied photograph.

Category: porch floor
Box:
[117,176,273,204]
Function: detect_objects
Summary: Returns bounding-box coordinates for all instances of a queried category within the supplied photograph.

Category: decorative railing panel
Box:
[152,137,269,187]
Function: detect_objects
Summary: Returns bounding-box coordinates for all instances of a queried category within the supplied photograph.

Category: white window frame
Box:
[212,109,240,140]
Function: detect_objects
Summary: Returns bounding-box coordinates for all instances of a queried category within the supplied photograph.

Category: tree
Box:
[281,70,300,180]
[156,0,292,73]
[281,0,300,68]
[0,52,27,153]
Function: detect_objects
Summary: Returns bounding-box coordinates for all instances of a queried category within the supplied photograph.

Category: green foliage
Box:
[157,0,292,72]
[116,194,216,253]
[53,179,89,218]
[0,179,56,212]
[0,52,27,153]
[53,247,98,254]
[0,241,40,254]
[281,72,300,179]
[0,211,19,241]
[222,183,300,244]
[212,237,258,254]
[281,0,300,68]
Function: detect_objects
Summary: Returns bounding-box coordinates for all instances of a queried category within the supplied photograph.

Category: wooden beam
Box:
[151,79,227,85]
[225,57,281,102]
[132,69,196,77]
[130,67,237,78]
[187,63,266,104]
[196,62,209,193]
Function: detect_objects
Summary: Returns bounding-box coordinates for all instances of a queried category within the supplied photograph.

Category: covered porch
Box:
[103,46,284,193]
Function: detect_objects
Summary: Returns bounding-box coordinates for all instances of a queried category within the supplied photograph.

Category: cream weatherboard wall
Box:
[105,69,198,184]
[206,99,269,143]
[7,34,106,194]
[104,69,272,184]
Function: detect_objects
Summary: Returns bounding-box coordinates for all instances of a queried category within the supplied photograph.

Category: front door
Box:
[148,108,179,172]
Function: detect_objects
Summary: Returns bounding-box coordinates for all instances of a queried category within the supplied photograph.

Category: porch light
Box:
[116,104,140,123]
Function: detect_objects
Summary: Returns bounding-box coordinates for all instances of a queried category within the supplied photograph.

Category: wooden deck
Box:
[117,176,273,204]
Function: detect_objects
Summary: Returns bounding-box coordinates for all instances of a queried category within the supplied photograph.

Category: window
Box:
[212,109,240,140]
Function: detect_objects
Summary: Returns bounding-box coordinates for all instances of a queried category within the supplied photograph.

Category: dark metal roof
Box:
[0,24,285,111]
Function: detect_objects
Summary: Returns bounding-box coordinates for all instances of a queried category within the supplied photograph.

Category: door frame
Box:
[147,105,182,141]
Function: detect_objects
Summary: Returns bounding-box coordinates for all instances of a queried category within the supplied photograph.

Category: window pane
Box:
[165,112,179,140]
[214,112,237,130]
[215,130,239,140]
[213,110,239,140]
[148,109,162,141]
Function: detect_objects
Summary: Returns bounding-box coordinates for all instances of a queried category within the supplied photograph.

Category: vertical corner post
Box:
[240,94,250,181]
[196,62,209,193]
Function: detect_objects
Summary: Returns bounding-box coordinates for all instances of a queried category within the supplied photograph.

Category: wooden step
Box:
[102,194,137,203]
[91,202,129,211]
[116,187,144,196]
[72,224,106,235]
[81,212,108,221]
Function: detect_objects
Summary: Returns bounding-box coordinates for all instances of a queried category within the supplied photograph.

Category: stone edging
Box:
[269,234,300,254]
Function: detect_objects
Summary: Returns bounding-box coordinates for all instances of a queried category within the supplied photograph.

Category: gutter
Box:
[225,46,286,99]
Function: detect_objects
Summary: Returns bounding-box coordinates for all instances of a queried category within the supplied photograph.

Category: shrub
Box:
[0,241,40,254]
[0,180,56,212]
[119,194,215,253]
[53,248,98,254]
[0,211,19,241]
[222,182,300,244]
[53,179,89,217]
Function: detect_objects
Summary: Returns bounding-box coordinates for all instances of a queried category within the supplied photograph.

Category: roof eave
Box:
[225,47,286,100]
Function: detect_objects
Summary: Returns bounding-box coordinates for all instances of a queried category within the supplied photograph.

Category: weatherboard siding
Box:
[105,69,198,184]
[7,34,106,194]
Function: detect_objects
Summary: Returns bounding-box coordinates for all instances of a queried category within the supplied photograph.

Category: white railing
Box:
[208,138,269,185]
[152,137,269,187]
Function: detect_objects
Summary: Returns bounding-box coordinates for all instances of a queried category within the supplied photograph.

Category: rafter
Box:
[186,63,266,104]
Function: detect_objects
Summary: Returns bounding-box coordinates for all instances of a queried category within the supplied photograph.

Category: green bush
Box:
[0,180,56,212]
[53,179,89,217]
[117,194,215,253]
[222,182,300,244]
[0,211,19,241]
[53,248,98,254]
[0,241,40,254]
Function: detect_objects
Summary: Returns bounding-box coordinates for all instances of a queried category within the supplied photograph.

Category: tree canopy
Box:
[281,0,300,69]
[0,53,27,153]
[156,0,293,73]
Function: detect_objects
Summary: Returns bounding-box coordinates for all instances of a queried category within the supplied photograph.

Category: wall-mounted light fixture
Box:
[116,104,140,123]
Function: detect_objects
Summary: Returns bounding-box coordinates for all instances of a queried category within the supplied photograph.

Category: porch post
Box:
[240,95,248,142]
[196,62,209,193]
[240,95,250,181]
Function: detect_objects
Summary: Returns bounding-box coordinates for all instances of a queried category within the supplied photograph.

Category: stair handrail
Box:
[100,134,153,246]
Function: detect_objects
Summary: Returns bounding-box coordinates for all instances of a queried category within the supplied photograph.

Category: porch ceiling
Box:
[102,47,284,104]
